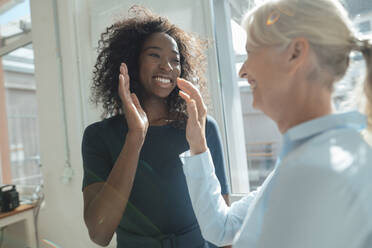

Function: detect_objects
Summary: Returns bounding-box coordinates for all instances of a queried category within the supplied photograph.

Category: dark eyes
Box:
[148,53,180,64]
[149,53,160,58]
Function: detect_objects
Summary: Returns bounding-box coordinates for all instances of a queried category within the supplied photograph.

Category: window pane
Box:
[3,44,41,186]
[0,3,42,188]
[358,21,371,33]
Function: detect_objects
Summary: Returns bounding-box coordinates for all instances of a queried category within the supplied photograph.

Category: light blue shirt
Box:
[180,111,372,248]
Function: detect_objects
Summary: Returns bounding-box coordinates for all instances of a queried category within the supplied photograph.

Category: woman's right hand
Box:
[119,63,149,142]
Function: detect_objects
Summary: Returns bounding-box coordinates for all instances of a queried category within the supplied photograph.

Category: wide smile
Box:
[153,75,174,89]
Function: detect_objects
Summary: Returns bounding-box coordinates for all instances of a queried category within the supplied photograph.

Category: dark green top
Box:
[82,115,229,247]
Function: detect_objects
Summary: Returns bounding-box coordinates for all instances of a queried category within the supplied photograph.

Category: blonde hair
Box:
[242,0,372,130]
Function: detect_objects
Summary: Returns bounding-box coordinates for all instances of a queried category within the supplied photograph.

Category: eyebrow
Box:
[143,46,179,55]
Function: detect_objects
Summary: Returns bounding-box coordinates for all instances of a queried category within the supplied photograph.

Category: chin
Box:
[146,87,175,99]
[154,91,173,99]
[161,87,177,98]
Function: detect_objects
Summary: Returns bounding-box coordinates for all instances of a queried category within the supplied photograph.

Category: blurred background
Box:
[0,0,370,247]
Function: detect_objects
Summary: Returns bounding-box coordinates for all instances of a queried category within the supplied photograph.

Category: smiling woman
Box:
[138,32,181,100]
[81,5,230,248]
[90,6,206,126]
[178,0,372,247]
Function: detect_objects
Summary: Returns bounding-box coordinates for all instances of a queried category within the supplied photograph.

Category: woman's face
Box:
[238,42,295,121]
[138,32,181,99]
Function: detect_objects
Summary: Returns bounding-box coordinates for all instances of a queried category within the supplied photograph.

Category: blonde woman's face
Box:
[238,42,295,120]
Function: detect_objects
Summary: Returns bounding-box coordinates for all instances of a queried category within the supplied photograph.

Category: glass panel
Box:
[230,16,281,191]
[358,21,371,33]
[3,45,41,186]
[0,0,42,188]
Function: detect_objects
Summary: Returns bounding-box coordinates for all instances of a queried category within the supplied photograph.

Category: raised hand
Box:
[177,78,208,155]
[119,63,149,141]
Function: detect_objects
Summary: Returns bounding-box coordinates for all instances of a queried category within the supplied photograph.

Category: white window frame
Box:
[206,0,250,195]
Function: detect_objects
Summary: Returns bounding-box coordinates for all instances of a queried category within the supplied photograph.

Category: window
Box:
[0,0,42,190]
[231,19,281,191]
[212,0,371,195]
[2,44,41,186]
[358,21,371,33]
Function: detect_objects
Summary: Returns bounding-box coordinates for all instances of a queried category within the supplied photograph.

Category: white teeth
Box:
[154,77,171,84]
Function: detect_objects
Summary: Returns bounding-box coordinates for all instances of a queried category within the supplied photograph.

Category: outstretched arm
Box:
[177,78,257,246]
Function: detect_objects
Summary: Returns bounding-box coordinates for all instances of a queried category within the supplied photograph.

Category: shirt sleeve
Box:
[180,149,258,246]
[205,116,230,195]
[81,122,112,190]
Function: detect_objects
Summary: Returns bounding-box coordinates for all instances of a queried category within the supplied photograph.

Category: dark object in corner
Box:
[0,185,19,212]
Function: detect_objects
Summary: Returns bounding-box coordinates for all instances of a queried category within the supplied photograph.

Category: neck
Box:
[142,95,169,125]
[276,83,333,134]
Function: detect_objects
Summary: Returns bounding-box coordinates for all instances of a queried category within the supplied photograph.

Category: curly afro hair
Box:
[91,5,208,128]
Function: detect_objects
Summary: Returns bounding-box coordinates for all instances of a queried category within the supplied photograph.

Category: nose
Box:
[159,59,173,72]
[238,61,248,79]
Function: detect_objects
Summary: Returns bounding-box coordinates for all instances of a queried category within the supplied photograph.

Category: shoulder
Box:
[283,128,372,200]
[82,121,102,143]
[84,115,125,133]
[83,115,126,143]
[206,115,218,125]
[205,115,220,135]
[289,128,372,170]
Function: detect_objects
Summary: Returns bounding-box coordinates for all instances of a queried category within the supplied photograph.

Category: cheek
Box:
[138,67,146,82]
[174,65,181,77]
[138,58,145,76]
[138,60,152,76]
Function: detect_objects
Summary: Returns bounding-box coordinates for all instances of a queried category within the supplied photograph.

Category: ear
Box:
[285,37,309,73]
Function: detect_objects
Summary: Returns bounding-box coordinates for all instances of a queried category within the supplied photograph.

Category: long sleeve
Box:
[180,149,257,246]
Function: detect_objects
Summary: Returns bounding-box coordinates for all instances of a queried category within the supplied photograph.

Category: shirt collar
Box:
[284,111,367,142]
[277,111,367,162]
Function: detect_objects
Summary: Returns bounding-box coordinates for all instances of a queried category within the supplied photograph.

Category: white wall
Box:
[30,0,220,247]
[30,0,93,247]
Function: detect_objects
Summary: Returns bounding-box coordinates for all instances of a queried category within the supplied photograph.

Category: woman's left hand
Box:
[177,78,208,155]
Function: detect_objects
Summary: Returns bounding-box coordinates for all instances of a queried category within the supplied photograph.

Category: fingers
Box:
[118,74,127,97]
[120,63,130,86]
[179,91,198,125]
[177,78,199,98]
[119,63,131,102]
[177,78,207,120]
[187,99,198,126]
[131,93,145,114]
[177,78,205,107]
[120,62,128,75]
[131,93,140,108]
